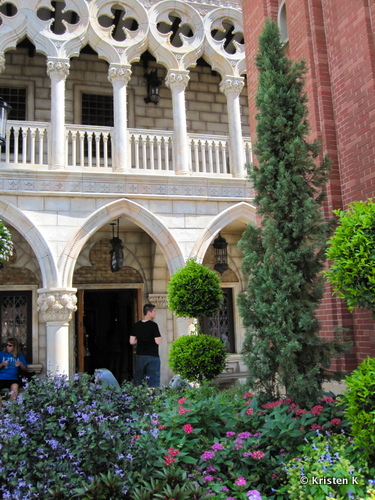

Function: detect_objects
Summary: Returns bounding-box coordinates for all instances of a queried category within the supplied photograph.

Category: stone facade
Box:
[0,0,253,385]
[242,0,375,372]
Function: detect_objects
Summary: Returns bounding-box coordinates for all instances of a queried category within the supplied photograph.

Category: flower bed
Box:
[0,374,373,499]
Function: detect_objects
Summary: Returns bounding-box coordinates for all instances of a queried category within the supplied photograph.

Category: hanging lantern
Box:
[109,219,124,273]
[144,70,162,104]
[0,97,12,147]
[213,233,228,274]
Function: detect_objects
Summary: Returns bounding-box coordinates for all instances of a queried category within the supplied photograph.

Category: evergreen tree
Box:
[238,19,340,407]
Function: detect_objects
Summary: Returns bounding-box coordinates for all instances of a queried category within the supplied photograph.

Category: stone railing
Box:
[0,121,252,176]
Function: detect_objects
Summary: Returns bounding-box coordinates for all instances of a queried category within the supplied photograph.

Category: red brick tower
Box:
[242,0,375,370]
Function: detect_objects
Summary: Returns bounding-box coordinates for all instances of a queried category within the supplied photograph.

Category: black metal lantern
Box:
[0,97,11,147]
[109,219,124,273]
[144,70,162,104]
[213,233,229,274]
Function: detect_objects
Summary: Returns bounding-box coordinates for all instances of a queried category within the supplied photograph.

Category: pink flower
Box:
[246,408,254,415]
[321,396,335,404]
[183,424,194,434]
[330,418,342,426]
[311,405,324,415]
[167,448,180,456]
[310,423,323,431]
[203,475,215,482]
[201,451,215,460]
[226,431,236,437]
[245,451,265,460]
[235,476,247,486]
[212,443,224,451]
[178,406,191,415]
[243,392,254,398]
[295,408,308,416]
[178,397,187,404]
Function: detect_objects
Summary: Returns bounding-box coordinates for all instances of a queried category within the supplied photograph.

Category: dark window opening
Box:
[0,291,32,362]
[200,288,235,353]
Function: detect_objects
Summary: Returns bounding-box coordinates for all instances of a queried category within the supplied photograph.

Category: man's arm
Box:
[154,337,162,345]
[129,336,137,345]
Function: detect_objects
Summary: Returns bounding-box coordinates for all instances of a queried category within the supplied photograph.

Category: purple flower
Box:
[201,451,215,460]
[247,490,262,500]
[236,476,247,486]
[212,443,224,451]
[203,475,215,482]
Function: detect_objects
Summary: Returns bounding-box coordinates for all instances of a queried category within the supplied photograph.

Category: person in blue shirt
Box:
[0,338,27,406]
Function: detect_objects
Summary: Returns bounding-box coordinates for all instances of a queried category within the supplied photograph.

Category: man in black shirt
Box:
[129,303,162,387]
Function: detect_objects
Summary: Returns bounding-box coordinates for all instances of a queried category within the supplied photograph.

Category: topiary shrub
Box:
[167,258,223,320]
[342,356,375,463]
[168,334,227,383]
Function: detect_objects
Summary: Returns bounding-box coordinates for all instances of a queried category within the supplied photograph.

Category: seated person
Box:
[0,338,27,406]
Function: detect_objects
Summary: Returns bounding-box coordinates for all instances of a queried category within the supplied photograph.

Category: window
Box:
[82,93,113,127]
[0,87,26,121]
[278,1,288,44]
[0,291,32,362]
[200,288,235,353]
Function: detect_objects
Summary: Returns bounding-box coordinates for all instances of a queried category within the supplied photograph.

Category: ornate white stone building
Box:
[0,0,254,385]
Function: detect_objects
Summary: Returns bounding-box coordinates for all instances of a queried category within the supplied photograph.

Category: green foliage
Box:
[342,356,375,463]
[238,19,341,408]
[278,433,368,499]
[325,199,375,313]
[167,258,223,319]
[0,219,13,261]
[168,334,227,382]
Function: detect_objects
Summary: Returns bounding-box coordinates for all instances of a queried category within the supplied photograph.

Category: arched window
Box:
[278,1,288,44]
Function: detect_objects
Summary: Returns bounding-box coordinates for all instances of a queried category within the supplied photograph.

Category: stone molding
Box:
[37,289,77,322]
[148,294,168,308]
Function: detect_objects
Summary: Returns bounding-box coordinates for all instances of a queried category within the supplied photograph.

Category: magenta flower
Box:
[211,442,224,451]
[247,490,262,500]
[203,474,215,482]
[201,450,215,460]
[235,476,247,486]
[183,424,194,434]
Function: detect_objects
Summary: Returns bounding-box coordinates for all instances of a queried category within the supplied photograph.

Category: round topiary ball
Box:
[168,334,227,383]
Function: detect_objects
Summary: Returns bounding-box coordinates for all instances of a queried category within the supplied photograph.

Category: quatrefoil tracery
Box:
[37,0,80,35]
[0,2,17,27]
[157,13,193,49]
[211,19,244,55]
[98,5,139,43]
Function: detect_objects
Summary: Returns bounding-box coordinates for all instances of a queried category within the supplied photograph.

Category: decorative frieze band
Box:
[37,289,77,322]
[148,294,168,309]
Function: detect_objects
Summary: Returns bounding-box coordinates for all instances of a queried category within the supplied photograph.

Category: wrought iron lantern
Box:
[0,97,11,147]
[144,69,162,104]
[213,233,228,274]
[109,219,124,273]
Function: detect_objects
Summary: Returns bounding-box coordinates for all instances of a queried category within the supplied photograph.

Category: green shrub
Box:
[342,356,375,463]
[168,334,227,382]
[167,258,223,319]
[325,199,375,313]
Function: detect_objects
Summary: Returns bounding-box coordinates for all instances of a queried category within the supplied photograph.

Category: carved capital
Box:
[0,54,5,74]
[165,70,190,91]
[219,76,244,97]
[108,64,132,85]
[46,58,70,80]
[148,294,168,309]
[37,289,77,322]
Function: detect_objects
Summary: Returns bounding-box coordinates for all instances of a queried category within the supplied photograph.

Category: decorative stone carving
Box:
[37,289,77,322]
[46,59,70,79]
[108,64,132,85]
[219,76,244,96]
[148,294,168,308]
[165,70,190,90]
[0,54,5,73]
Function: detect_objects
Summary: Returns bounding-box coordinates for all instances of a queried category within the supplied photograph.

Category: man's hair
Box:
[143,303,156,316]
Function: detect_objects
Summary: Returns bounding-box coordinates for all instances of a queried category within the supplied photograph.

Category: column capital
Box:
[108,64,132,85]
[46,58,70,80]
[0,54,5,73]
[219,76,245,97]
[165,70,190,91]
[37,288,77,322]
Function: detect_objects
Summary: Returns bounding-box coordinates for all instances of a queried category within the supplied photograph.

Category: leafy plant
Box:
[168,334,227,382]
[167,258,223,320]
[325,199,375,314]
[341,356,375,463]
[0,219,13,261]
[237,19,346,408]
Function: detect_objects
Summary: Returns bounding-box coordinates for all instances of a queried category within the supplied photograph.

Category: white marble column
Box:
[0,54,5,73]
[46,58,70,170]
[108,64,132,171]
[37,288,77,376]
[220,76,245,177]
[165,70,190,175]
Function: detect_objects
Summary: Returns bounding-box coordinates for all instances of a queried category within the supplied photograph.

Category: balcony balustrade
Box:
[0,121,252,177]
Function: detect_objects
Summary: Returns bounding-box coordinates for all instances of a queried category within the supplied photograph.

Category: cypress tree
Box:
[238,19,337,407]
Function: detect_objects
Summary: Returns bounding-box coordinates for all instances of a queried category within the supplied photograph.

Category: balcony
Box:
[0,121,252,177]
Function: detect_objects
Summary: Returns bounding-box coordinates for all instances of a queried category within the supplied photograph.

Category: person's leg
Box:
[145,357,160,388]
[133,355,147,386]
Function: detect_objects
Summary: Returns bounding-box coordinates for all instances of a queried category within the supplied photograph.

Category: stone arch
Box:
[191,201,256,262]
[0,199,58,287]
[59,197,185,287]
